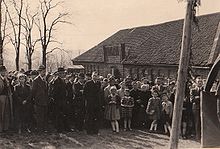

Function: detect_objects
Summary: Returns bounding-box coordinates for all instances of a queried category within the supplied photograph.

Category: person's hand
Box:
[23,100,27,105]
[137,99,141,103]
[110,101,116,104]
[195,96,200,99]
[149,110,155,115]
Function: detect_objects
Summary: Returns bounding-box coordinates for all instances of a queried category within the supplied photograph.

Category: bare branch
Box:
[37,0,70,67]
[46,47,61,55]
[46,12,70,45]
[2,8,8,43]
[3,0,18,48]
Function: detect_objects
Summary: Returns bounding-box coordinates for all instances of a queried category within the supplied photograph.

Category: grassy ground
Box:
[0,129,200,149]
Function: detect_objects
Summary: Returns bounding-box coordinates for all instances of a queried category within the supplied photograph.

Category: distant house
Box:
[72,13,220,80]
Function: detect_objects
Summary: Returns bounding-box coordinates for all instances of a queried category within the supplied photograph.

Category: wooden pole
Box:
[0,0,3,66]
[169,0,194,149]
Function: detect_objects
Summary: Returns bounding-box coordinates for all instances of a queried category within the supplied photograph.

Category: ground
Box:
[0,129,200,149]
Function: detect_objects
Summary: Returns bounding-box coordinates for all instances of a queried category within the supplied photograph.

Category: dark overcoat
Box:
[32,76,49,106]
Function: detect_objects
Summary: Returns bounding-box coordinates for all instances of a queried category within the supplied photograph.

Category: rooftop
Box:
[73,12,220,66]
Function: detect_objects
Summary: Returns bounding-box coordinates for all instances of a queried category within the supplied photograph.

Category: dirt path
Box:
[0,129,200,149]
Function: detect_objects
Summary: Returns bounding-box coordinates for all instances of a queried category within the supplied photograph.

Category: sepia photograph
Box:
[0,0,220,148]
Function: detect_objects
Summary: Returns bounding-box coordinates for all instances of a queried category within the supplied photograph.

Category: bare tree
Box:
[0,0,9,66]
[4,0,24,71]
[21,5,39,70]
[35,0,70,68]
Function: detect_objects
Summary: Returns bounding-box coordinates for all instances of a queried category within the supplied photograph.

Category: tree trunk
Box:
[42,47,46,67]
[0,38,3,66]
[15,50,20,71]
[27,56,32,70]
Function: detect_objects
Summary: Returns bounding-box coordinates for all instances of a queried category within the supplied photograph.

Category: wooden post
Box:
[169,0,194,149]
[0,0,3,66]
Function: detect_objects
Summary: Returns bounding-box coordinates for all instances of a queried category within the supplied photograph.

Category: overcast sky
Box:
[60,0,220,58]
[4,0,220,70]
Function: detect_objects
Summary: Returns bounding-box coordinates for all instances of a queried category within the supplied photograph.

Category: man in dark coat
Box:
[190,76,203,140]
[49,67,69,132]
[73,73,85,131]
[64,74,75,129]
[83,71,102,135]
[32,65,49,132]
[130,81,142,128]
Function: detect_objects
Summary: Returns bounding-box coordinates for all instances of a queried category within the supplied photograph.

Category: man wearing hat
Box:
[0,66,12,132]
[64,73,75,130]
[73,73,85,131]
[83,71,102,135]
[26,70,38,88]
[32,65,49,132]
[49,67,69,132]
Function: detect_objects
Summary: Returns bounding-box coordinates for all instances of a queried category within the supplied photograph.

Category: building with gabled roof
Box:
[72,12,220,80]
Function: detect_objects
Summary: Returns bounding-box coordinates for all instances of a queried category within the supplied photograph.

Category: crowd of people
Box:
[0,64,219,141]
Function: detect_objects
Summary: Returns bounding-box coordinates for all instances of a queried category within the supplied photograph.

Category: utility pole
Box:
[169,0,194,149]
[0,0,3,66]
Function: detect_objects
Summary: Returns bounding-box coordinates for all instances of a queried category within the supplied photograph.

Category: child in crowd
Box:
[161,93,173,135]
[105,86,121,133]
[121,89,134,131]
[118,81,126,98]
[146,87,161,132]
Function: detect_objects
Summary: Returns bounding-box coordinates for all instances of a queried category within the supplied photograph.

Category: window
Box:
[104,45,120,56]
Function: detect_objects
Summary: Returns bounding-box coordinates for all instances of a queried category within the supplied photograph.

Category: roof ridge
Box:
[118,12,220,32]
[73,12,220,66]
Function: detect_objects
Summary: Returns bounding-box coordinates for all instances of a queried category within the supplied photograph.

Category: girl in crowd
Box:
[105,86,121,133]
[146,87,161,132]
[13,74,32,133]
[121,89,134,131]
[161,93,173,135]
[118,81,126,98]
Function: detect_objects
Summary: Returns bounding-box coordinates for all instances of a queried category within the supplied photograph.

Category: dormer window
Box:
[103,44,125,63]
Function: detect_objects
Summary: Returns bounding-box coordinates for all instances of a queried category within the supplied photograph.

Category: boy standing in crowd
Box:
[83,71,102,135]
[73,73,85,131]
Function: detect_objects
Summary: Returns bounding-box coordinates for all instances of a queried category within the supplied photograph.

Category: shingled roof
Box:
[73,12,220,66]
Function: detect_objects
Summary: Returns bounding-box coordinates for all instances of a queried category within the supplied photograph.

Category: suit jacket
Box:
[74,82,84,107]
[83,80,101,109]
[190,87,203,110]
[49,77,67,105]
[130,89,141,108]
[32,76,49,106]
[66,82,73,99]
[13,84,31,107]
